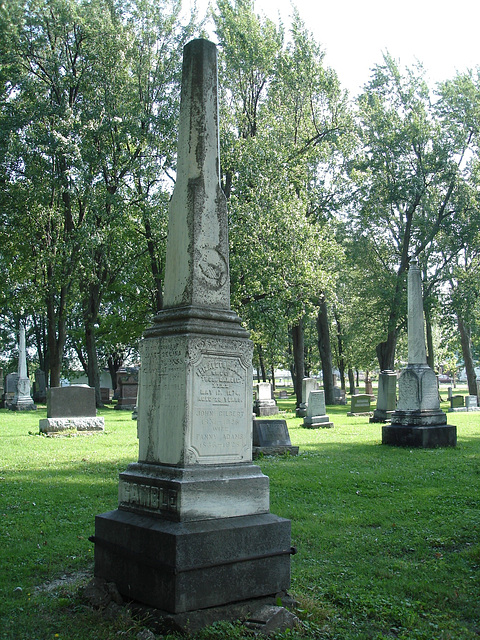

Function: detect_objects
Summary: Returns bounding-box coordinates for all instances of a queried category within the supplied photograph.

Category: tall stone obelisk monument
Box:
[10,321,36,411]
[93,39,291,615]
[382,259,456,447]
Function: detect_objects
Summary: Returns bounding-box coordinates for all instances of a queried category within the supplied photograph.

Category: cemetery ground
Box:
[1,390,479,640]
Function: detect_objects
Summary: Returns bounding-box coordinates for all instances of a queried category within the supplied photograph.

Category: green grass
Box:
[1,399,479,639]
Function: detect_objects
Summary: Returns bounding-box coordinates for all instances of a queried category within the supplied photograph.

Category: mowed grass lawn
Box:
[0,391,479,640]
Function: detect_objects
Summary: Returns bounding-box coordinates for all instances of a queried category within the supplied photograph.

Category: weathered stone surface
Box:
[39,417,105,433]
[118,462,269,522]
[137,334,253,466]
[163,39,229,310]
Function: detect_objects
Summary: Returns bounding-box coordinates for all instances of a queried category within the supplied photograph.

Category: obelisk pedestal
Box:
[9,321,36,411]
[382,260,456,447]
[93,39,291,616]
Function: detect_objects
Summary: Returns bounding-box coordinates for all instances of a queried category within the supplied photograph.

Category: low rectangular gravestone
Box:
[39,385,104,433]
[348,393,372,416]
[465,395,479,411]
[449,395,465,411]
[278,390,288,399]
[253,419,298,457]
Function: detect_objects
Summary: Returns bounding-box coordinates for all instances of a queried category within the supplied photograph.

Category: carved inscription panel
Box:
[188,343,252,464]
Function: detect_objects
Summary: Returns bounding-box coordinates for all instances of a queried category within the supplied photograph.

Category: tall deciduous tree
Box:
[350,54,473,371]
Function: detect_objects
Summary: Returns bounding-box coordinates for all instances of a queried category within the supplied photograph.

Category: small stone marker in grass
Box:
[253,419,299,457]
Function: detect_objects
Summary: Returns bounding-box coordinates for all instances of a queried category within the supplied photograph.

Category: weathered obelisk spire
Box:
[407,259,427,365]
[382,258,456,448]
[94,39,291,618]
[164,39,229,310]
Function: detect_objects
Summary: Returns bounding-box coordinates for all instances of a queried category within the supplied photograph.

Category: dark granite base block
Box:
[382,424,457,448]
[93,509,291,614]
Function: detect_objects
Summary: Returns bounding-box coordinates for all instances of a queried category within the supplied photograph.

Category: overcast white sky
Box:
[187,0,480,96]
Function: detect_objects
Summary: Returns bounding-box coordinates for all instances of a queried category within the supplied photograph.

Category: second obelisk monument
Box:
[382,259,456,448]
[93,39,291,614]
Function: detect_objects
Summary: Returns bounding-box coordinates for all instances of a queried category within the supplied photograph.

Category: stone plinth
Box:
[303,390,333,428]
[252,419,299,457]
[371,370,397,423]
[94,510,291,614]
[254,382,278,417]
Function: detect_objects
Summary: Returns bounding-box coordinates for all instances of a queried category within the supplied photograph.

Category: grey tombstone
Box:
[39,386,104,433]
[93,39,291,617]
[383,259,456,447]
[33,369,47,403]
[9,322,36,411]
[333,387,346,405]
[465,395,480,411]
[4,373,19,408]
[348,394,372,416]
[115,372,138,410]
[295,377,319,417]
[278,390,288,399]
[100,387,112,403]
[252,419,299,457]
[449,395,465,411]
[447,386,453,400]
[253,382,278,416]
[303,390,333,428]
[370,370,397,423]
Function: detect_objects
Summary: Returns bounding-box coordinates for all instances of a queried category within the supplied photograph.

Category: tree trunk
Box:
[143,212,164,314]
[316,297,334,405]
[270,364,276,391]
[425,309,435,369]
[348,368,355,395]
[256,344,267,382]
[291,320,305,409]
[458,314,477,396]
[376,330,397,371]
[107,353,124,392]
[333,307,346,391]
[46,283,68,388]
[83,281,104,408]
